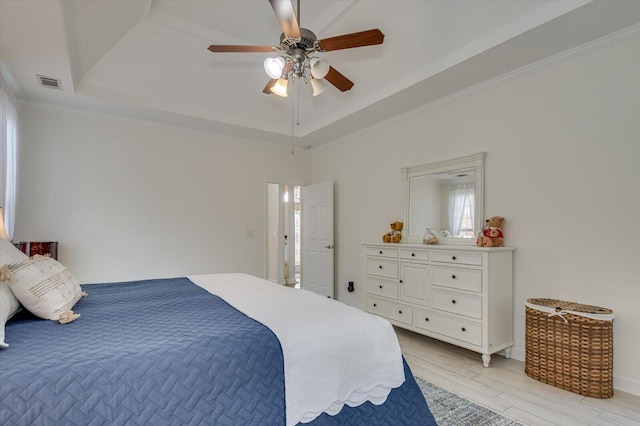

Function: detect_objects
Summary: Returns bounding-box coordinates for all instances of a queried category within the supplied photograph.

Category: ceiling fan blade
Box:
[269,0,301,39]
[318,29,384,52]
[208,45,275,53]
[263,79,278,94]
[324,66,354,92]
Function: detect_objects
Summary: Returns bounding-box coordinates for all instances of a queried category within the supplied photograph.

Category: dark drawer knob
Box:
[399,280,403,283]
[373,303,377,307]
[379,265,383,269]
[425,317,429,322]
[411,253,415,257]
[461,327,466,332]
[379,250,383,254]
[452,256,457,260]
[379,285,383,289]
[398,310,402,314]
[452,300,457,304]
[451,274,456,279]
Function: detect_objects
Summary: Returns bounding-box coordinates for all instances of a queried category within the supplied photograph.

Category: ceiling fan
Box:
[207,0,384,97]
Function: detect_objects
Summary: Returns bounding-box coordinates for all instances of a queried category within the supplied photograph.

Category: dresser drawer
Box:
[365,247,399,258]
[432,267,482,293]
[367,297,412,325]
[431,289,482,319]
[366,258,399,279]
[366,277,399,299]
[430,251,483,266]
[414,308,481,346]
[399,249,429,261]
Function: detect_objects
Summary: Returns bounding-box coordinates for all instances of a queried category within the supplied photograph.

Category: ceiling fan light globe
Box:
[270,78,289,97]
[310,77,328,96]
[264,57,286,79]
[309,57,330,79]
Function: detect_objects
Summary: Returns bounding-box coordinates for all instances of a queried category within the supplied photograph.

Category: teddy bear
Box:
[476,216,505,247]
[382,221,403,243]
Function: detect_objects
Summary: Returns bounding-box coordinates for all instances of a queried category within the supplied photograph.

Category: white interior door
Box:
[302,181,334,298]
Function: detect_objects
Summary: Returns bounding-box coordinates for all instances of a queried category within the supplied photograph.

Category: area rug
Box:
[415,376,523,425]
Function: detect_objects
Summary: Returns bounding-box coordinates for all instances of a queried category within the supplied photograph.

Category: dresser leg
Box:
[482,354,491,368]
[504,347,513,359]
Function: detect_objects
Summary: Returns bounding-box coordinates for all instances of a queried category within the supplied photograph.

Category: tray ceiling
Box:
[1,0,639,147]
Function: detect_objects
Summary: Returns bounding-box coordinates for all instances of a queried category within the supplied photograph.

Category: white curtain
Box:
[0,85,18,240]
[447,182,474,237]
[468,189,475,232]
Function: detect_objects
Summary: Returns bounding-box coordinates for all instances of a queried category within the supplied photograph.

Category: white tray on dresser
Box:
[364,242,514,367]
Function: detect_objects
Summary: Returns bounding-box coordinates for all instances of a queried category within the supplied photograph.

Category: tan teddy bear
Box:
[382,221,404,243]
[476,216,505,247]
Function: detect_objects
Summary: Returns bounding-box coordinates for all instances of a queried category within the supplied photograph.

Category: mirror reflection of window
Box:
[446,182,475,238]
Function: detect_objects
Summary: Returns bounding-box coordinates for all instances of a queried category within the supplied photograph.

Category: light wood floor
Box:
[396,327,640,426]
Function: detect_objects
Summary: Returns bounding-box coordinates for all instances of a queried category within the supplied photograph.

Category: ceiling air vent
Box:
[37,75,63,90]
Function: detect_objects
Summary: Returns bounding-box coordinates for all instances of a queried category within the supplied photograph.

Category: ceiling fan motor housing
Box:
[279,28,319,78]
[280,28,318,52]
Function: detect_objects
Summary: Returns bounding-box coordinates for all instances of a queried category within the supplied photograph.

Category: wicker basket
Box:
[525,298,614,398]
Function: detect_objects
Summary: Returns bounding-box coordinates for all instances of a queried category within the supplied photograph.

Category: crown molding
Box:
[0,62,21,110]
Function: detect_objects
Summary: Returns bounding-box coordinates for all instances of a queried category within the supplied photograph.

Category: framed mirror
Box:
[402,152,486,245]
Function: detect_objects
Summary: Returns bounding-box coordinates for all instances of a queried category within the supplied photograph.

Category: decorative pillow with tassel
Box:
[6,255,86,324]
[0,279,22,348]
[0,239,28,348]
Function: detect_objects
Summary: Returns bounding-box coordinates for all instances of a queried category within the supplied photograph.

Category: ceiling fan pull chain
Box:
[296,85,301,127]
[291,79,296,155]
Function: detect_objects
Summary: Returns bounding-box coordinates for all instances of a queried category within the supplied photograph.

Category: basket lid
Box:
[527,298,613,315]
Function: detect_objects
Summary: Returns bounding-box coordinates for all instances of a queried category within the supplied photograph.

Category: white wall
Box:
[16,104,311,283]
[311,35,640,394]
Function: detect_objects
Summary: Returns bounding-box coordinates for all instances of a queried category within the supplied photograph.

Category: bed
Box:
[1,267,436,425]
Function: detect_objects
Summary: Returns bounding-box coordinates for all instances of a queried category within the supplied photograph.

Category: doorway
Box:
[266,181,335,297]
[266,183,301,287]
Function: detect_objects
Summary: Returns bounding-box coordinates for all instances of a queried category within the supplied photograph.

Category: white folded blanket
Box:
[188,273,405,426]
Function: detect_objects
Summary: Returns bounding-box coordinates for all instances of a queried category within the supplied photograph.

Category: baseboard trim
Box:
[613,376,640,397]
[500,347,640,397]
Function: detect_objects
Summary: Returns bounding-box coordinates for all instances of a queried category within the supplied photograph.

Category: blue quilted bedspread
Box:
[1,277,435,425]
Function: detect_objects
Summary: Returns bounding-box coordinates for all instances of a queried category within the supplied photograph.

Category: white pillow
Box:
[0,238,28,264]
[0,239,27,348]
[0,283,21,348]
[7,255,84,321]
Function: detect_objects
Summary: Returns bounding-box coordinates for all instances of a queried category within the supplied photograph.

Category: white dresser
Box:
[364,243,514,367]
